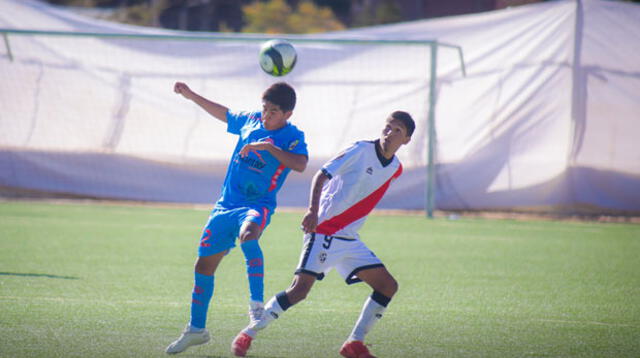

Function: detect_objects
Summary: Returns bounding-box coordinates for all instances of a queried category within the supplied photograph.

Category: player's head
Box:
[261,82,296,130]
[262,82,296,112]
[391,111,415,137]
[380,111,414,155]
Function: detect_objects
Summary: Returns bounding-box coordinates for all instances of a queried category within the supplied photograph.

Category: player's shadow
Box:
[0,272,79,280]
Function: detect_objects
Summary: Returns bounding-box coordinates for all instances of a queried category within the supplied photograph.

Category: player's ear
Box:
[402,134,411,145]
[283,110,293,120]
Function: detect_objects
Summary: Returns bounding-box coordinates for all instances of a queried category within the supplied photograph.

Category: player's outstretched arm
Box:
[301,170,330,233]
[174,82,229,123]
[239,142,308,172]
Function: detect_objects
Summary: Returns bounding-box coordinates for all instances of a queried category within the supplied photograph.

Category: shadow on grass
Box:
[0,272,79,280]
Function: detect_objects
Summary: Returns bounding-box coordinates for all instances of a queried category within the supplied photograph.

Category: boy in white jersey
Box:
[231,111,415,358]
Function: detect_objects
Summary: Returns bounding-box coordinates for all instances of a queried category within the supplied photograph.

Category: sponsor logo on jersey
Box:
[239,155,266,170]
[366,167,373,175]
[319,252,327,263]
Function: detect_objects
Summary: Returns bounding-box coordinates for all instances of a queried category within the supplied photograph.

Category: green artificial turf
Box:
[0,201,638,357]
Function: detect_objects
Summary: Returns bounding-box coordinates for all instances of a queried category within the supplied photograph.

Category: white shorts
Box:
[295,233,384,284]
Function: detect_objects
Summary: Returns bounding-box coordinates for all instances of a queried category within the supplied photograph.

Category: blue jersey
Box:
[216,110,308,212]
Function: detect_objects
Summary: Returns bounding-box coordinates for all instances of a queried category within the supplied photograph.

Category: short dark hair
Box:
[262,82,296,112]
[391,111,415,137]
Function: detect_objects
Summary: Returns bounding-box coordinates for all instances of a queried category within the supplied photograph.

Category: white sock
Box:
[243,294,285,337]
[348,295,387,342]
[187,324,205,333]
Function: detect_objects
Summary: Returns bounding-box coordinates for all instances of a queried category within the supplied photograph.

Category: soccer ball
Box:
[259,39,297,77]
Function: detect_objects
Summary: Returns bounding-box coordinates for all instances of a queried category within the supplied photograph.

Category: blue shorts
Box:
[197,205,272,257]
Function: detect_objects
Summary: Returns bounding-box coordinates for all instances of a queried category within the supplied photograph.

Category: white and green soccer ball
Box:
[259,39,297,77]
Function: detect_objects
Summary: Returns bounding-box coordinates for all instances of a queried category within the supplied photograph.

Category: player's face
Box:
[262,101,292,131]
[380,117,411,156]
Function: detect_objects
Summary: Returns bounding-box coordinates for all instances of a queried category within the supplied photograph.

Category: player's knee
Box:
[388,277,399,297]
[381,276,398,298]
[194,258,214,275]
[239,230,261,243]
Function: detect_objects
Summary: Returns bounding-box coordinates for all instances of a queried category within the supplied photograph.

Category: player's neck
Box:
[374,140,394,166]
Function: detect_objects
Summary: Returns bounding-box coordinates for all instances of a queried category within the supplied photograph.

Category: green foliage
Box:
[242,0,344,34]
[106,0,169,27]
[1,201,639,357]
[353,0,403,28]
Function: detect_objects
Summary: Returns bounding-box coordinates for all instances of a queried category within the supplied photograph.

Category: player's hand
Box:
[239,142,271,158]
[174,82,194,99]
[301,210,318,233]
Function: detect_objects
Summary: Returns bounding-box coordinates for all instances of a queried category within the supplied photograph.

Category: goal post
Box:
[0,28,465,217]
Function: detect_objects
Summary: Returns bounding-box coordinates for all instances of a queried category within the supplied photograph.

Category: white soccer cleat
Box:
[165,326,210,354]
[248,300,264,325]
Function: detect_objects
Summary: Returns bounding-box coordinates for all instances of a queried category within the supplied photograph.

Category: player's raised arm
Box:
[174,82,229,123]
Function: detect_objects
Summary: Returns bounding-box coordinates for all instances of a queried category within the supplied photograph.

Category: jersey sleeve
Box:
[321,141,362,179]
[226,110,252,135]
[286,130,309,158]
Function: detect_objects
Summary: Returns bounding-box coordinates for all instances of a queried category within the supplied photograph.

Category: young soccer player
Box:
[165,82,308,354]
[231,111,415,358]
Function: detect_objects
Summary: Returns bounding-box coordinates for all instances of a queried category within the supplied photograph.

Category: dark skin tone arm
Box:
[174,81,307,173]
[301,170,330,233]
[239,142,307,173]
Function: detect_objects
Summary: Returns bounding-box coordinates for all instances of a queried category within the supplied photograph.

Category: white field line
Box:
[0,295,184,307]
[532,318,637,328]
[0,295,362,313]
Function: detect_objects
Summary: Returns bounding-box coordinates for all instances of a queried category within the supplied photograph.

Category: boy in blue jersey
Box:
[166,82,308,354]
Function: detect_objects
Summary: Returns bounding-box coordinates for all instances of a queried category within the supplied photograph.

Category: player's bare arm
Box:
[174,81,229,123]
[301,170,330,233]
[239,142,307,172]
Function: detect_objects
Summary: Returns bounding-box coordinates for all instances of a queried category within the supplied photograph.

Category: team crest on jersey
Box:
[288,139,299,151]
[366,167,373,175]
[319,252,327,263]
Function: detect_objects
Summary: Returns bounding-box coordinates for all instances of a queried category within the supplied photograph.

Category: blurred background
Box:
[1,0,639,217]
[43,0,567,33]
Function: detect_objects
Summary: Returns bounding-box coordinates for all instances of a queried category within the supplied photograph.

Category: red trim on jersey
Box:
[260,207,269,229]
[316,164,403,236]
[268,164,286,192]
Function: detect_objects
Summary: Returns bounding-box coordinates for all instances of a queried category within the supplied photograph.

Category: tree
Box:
[242,0,344,34]
[352,0,402,28]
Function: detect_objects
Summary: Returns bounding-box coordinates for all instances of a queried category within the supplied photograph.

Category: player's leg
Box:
[255,272,316,331]
[190,252,226,329]
[340,266,398,358]
[231,272,316,357]
[166,211,235,354]
[232,232,329,357]
[166,252,226,354]
[238,221,264,321]
[237,210,268,323]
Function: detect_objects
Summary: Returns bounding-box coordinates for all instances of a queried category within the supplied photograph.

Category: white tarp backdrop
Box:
[1,0,639,213]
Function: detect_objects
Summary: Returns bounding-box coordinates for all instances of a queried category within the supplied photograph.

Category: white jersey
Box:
[315,140,403,239]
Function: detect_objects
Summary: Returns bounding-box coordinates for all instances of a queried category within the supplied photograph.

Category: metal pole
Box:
[2,33,13,62]
[426,41,438,218]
